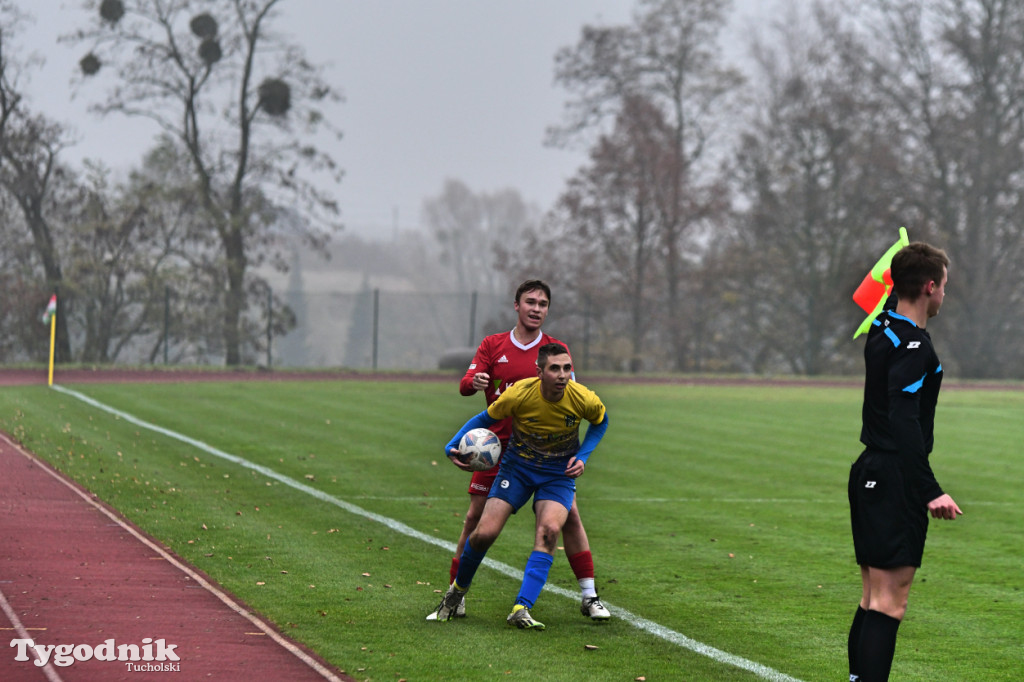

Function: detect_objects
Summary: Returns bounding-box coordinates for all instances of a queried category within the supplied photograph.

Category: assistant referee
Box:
[847,241,963,682]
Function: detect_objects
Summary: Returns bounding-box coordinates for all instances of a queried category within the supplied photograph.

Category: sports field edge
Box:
[1,365,1021,390]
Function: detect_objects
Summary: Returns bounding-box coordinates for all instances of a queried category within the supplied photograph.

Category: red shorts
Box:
[467,458,500,495]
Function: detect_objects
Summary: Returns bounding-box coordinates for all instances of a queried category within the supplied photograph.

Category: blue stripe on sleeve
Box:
[884,328,901,347]
[888,311,918,327]
[902,373,926,393]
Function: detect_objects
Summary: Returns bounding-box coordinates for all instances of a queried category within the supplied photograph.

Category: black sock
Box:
[848,606,867,680]
[857,609,901,682]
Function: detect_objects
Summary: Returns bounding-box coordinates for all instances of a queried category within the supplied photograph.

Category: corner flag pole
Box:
[47,310,56,386]
[42,294,57,386]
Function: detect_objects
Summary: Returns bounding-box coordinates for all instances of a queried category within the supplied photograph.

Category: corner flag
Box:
[42,294,57,324]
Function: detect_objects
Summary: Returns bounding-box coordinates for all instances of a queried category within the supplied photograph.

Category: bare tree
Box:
[850,0,1024,377]
[423,179,484,294]
[726,2,912,374]
[64,164,149,363]
[424,179,537,297]
[61,146,227,363]
[0,4,75,361]
[68,0,342,365]
[552,96,671,371]
[0,189,40,360]
[550,0,743,370]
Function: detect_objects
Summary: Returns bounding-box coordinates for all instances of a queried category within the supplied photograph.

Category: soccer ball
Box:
[457,428,501,471]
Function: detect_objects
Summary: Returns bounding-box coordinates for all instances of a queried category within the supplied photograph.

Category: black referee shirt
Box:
[859,310,945,504]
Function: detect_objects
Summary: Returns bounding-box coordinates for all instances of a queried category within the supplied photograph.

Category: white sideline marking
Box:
[0,587,64,682]
[51,384,804,682]
[0,428,345,682]
[350,495,829,504]
[351,495,1006,506]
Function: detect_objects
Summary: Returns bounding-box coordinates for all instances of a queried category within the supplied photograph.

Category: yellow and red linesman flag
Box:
[42,294,57,324]
[852,227,909,339]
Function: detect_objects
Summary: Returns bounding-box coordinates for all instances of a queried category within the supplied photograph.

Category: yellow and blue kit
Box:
[490,377,606,472]
[445,376,608,511]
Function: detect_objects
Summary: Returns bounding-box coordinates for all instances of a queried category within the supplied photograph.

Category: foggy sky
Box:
[22,0,777,239]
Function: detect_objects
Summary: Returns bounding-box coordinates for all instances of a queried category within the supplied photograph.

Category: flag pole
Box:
[48,310,56,386]
[41,293,58,385]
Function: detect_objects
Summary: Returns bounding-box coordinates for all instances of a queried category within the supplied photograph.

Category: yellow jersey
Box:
[486,377,606,471]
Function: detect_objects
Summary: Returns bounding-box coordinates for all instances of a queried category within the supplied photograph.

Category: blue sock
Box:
[453,540,487,590]
[515,551,554,608]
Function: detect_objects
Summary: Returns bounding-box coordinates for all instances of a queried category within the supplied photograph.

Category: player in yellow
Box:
[427,342,610,629]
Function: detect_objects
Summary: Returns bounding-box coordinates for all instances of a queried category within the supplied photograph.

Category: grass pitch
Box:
[1,377,1021,681]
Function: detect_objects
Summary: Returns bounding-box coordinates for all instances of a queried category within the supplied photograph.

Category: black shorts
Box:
[849,449,929,568]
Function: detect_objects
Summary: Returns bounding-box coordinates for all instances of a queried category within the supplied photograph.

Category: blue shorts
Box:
[487,454,576,512]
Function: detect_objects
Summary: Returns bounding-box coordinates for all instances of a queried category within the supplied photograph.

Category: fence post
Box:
[468,291,478,346]
[266,287,273,369]
[583,294,591,371]
[372,288,380,370]
[164,286,170,365]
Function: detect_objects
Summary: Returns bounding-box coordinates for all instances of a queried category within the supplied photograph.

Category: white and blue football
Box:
[457,428,501,471]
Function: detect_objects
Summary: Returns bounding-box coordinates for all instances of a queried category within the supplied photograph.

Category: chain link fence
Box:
[27,287,636,373]
[272,289,514,371]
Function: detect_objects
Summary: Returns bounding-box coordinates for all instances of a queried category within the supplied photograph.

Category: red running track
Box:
[0,432,352,682]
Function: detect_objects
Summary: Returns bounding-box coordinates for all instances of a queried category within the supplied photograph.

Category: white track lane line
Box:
[0,587,64,682]
[50,384,805,682]
[0,430,346,682]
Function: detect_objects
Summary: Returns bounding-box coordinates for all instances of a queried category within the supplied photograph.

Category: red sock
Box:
[449,557,460,585]
[567,550,594,581]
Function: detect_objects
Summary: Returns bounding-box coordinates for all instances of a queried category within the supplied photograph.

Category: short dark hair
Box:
[891,242,949,301]
[536,342,569,369]
[515,279,551,305]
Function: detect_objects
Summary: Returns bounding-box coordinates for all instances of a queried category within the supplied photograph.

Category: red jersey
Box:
[459,330,570,443]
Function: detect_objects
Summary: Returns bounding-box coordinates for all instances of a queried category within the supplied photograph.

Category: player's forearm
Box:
[574,414,609,465]
[445,410,498,456]
[459,375,478,395]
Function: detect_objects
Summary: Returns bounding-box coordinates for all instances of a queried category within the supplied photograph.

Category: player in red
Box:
[427,279,610,621]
